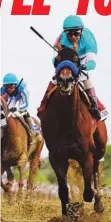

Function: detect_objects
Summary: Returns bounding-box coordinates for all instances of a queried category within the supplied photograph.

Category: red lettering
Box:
[6,0,111,16]
[76,0,89,15]
[0,0,2,7]
[11,0,31,15]
[11,0,51,15]
[95,0,111,16]
[32,0,51,15]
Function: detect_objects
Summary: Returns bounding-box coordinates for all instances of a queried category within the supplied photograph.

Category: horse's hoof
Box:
[94,200,104,213]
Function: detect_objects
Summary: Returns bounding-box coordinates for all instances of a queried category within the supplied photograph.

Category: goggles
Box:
[4,84,16,89]
[66,29,82,37]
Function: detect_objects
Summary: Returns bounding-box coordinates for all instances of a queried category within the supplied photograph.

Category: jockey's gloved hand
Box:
[9,107,17,113]
[80,64,86,70]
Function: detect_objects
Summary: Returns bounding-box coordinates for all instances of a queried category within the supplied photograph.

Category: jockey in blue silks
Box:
[1,73,41,134]
[38,15,108,121]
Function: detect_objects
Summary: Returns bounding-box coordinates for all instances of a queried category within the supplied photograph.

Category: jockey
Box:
[37,15,108,121]
[1,73,41,134]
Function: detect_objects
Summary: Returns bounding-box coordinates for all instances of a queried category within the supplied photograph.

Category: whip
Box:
[30,26,58,52]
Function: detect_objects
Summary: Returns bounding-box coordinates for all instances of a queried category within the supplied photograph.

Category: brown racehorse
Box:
[1,96,44,197]
[39,48,107,216]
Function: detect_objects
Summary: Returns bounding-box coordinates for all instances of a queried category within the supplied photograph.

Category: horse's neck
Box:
[58,84,88,123]
[53,86,80,124]
[73,84,93,130]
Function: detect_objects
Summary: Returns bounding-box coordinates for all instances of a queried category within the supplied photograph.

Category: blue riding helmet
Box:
[63,15,84,30]
[3,73,18,85]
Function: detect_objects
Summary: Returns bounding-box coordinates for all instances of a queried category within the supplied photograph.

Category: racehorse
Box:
[39,48,107,215]
[1,96,44,197]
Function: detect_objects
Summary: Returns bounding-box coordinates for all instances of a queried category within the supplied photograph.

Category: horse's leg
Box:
[94,121,107,160]
[49,154,69,216]
[93,121,107,213]
[80,152,94,202]
[93,156,105,213]
[27,135,44,190]
[2,151,15,161]
[6,167,14,182]
[1,166,13,198]
[67,166,75,199]
[17,153,28,193]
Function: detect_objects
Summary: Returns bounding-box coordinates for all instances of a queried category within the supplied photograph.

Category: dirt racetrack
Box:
[1,188,111,222]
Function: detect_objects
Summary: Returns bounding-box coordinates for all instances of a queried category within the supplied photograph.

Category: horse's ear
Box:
[54,55,61,68]
[73,55,80,68]
[55,42,63,52]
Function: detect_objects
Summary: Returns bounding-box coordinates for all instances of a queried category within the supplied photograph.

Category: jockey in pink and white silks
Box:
[38,15,108,121]
[1,73,41,134]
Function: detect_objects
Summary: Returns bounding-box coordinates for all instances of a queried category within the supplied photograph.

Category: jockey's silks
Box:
[57,28,97,71]
[0,84,29,111]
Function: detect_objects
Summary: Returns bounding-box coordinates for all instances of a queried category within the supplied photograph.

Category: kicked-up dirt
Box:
[1,189,111,222]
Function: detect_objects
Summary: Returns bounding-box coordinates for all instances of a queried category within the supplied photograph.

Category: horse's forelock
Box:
[59,48,77,58]
[55,48,80,68]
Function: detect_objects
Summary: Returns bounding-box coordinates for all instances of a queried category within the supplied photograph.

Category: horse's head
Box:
[54,48,80,95]
[54,47,80,68]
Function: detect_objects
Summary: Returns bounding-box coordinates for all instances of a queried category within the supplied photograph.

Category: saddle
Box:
[78,81,91,109]
[11,111,36,145]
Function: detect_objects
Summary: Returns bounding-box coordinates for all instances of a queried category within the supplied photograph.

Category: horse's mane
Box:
[0,96,8,117]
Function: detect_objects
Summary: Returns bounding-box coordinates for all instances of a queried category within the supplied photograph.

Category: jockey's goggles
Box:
[4,84,17,89]
[65,29,82,37]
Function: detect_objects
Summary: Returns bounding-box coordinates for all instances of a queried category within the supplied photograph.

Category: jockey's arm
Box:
[17,89,29,112]
[82,52,96,71]
[0,86,8,101]
[82,28,97,71]
[52,35,61,65]
[54,35,62,51]
[1,93,8,101]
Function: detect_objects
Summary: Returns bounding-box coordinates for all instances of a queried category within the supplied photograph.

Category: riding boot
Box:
[37,81,55,119]
[86,88,101,121]
[25,114,41,134]
[96,98,109,121]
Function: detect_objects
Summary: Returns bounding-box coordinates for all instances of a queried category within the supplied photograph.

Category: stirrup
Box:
[88,95,101,120]
[90,107,101,121]
[31,125,41,134]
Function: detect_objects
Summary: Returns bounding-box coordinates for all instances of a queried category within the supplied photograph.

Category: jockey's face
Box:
[4,84,16,94]
[66,29,82,44]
